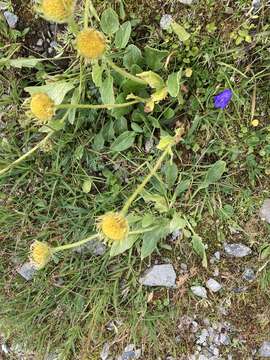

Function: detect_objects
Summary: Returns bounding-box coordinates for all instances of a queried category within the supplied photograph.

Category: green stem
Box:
[121,146,171,215]
[0,132,53,177]
[106,58,147,85]
[84,0,90,29]
[53,233,98,253]
[56,100,141,110]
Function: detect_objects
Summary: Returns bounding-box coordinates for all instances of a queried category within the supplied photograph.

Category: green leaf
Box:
[164,161,178,189]
[141,220,170,259]
[191,234,208,268]
[110,234,138,257]
[175,179,191,197]
[92,63,104,87]
[144,46,169,71]
[171,21,191,42]
[82,178,92,193]
[100,8,119,35]
[142,213,155,227]
[141,191,169,213]
[115,21,131,49]
[111,131,136,152]
[200,160,227,189]
[68,88,80,125]
[111,93,132,119]
[169,213,186,233]
[2,57,43,68]
[167,70,182,97]
[92,131,105,151]
[136,71,165,89]
[123,45,143,70]
[100,75,115,104]
[25,81,74,105]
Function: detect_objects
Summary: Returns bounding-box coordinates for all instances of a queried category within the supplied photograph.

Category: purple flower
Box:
[214,89,233,109]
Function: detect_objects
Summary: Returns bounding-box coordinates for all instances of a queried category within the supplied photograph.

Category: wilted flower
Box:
[30,241,52,269]
[97,212,129,243]
[41,0,74,23]
[30,93,55,123]
[76,28,106,60]
[214,89,232,109]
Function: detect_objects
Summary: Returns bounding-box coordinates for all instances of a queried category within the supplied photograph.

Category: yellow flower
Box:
[76,28,106,60]
[251,119,259,127]
[97,212,129,243]
[30,93,55,123]
[41,0,74,23]
[30,241,52,269]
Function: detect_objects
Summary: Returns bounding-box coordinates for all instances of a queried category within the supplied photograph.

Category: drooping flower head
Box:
[76,28,106,60]
[30,93,55,123]
[97,212,129,244]
[30,241,52,269]
[214,89,233,110]
[40,0,75,23]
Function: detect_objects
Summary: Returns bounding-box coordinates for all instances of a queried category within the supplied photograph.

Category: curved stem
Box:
[106,58,147,85]
[52,233,98,253]
[56,100,141,110]
[0,132,53,177]
[121,146,170,215]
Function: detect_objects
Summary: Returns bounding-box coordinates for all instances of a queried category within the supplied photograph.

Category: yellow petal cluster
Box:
[30,93,55,123]
[76,28,106,60]
[97,212,129,243]
[41,0,74,23]
[30,241,52,269]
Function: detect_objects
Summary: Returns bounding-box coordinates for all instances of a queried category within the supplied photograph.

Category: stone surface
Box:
[3,11,18,28]
[191,286,207,299]
[259,341,270,358]
[139,264,176,287]
[117,344,141,360]
[206,278,222,293]
[242,268,256,282]
[260,199,270,224]
[17,262,38,281]
[74,239,106,256]
[160,14,173,30]
[179,0,194,4]
[224,243,252,257]
[100,342,110,360]
[252,0,261,10]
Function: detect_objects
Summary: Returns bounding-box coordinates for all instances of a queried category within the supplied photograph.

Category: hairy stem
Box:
[53,233,98,253]
[106,58,147,85]
[56,100,141,110]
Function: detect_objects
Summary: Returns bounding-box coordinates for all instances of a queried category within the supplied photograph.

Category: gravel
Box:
[191,286,207,299]
[3,11,18,28]
[17,262,38,281]
[259,341,270,358]
[242,268,256,282]
[260,199,270,224]
[179,0,194,4]
[160,14,173,30]
[206,278,222,293]
[224,243,252,257]
[117,344,141,360]
[139,264,176,287]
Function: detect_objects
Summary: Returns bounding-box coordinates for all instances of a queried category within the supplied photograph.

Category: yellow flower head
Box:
[30,241,52,269]
[76,28,106,60]
[30,93,55,123]
[41,0,74,23]
[251,119,259,127]
[97,212,129,243]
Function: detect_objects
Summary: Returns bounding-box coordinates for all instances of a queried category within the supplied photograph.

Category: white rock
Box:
[17,262,38,281]
[4,11,18,28]
[139,264,176,287]
[179,0,194,4]
[224,243,252,257]
[206,278,222,292]
[259,341,270,357]
[160,14,173,30]
[260,199,270,224]
[191,286,207,298]
[100,342,110,360]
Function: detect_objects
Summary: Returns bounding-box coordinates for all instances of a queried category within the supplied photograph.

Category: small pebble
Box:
[260,199,270,224]
[3,11,18,28]
[179,0,194,4]
[36,39,44,47]
[232,286,248,293]
[259,341,270,358]
[191,286,208,299]
[242,268,256,282]
[224,243,252,257]
[17,262,38,281]
[206,278,222,293]
[219,333,231,346]
[160,14,173,30]
[139,264,176,288]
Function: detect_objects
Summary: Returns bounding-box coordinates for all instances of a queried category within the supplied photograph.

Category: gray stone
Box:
[160,14,173,30]
[179,0,194,4]
[117,344,141,360]
[259,341,270,357]
[139,264,176,287]
[232,286,248,293]
[36,39,44,47]
[4,11,18,28]
[74,239,106,256]
[252,0,261,10]
[206,278,222,293]
[196,329,209,345]
[191,286,207,299]
[101,342,110,360]
[242,268,256,282]
[17,262,38,281]
[260,199,270,224]
[219,333,231,346]
[1,343,9,354]
[180,263,188,272]
[224,243,252,257]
